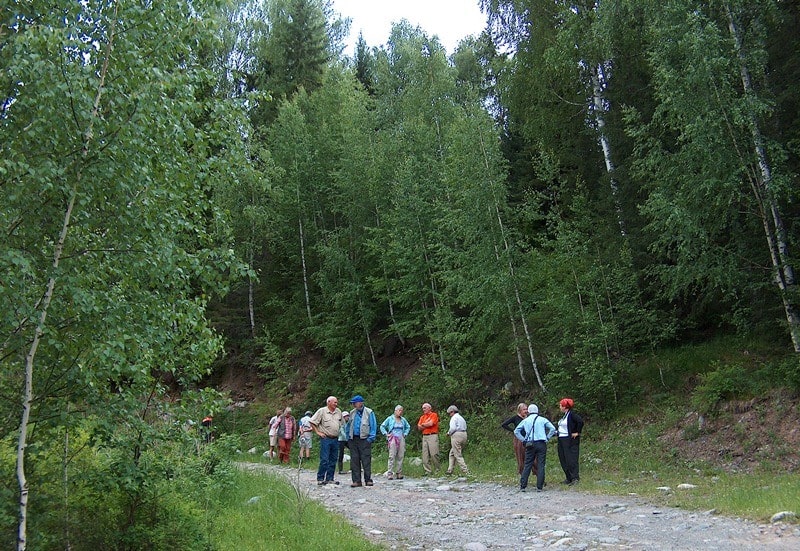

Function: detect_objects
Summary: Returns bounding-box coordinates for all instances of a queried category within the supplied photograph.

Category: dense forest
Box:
[2,1,799,549]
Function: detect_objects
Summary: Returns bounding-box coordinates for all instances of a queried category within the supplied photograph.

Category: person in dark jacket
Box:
[347,395,377,487]
[500,403,529,475]
[556,398,584,485]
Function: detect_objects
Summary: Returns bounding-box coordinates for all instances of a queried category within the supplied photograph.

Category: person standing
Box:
[514,404,556,492]
[298,410,313,462]
[310,396,344,485]
[201,414,213,443]
[337,410,350,474]
[445,405,469,475]
[380,405,411,480]
[267,408,282,460]
[501,403,529,475]
[557,397,584,485]
[347,395,377,487]
[417,403,440,475]
[276,407,297,464]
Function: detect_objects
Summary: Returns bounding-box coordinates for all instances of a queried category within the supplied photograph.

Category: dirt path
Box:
[240,463,799,550]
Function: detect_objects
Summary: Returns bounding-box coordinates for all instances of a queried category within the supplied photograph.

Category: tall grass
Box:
[572,412,800,522]
[209,468,383,550]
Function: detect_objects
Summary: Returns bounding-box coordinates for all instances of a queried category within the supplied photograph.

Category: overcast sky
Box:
[331,0,487,54]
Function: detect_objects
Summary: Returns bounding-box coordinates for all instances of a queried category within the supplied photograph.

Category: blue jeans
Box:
[317,437,339,481]
[520,441,547,490]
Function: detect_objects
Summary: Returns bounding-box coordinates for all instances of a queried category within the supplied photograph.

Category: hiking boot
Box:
[351,482,362,487]
[396,474,404,480]
[365,480,374,486]
[387,473,394,480]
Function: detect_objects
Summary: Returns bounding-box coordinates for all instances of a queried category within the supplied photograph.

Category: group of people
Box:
[501,398,584,492]
[265,396,472,486]
[266,395,583,492]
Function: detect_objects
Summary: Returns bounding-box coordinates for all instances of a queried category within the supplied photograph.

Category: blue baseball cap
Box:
[349,395,364,403]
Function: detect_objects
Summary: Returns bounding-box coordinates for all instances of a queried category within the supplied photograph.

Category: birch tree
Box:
[630,0,800,349]
[2,2,241,547]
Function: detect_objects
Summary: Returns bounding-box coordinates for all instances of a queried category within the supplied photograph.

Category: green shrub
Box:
[690,361,750,414]
[770,356,800,391]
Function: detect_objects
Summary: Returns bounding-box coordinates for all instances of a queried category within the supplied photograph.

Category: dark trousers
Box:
[317,437,338,482]
[349,437,372,483]
[520,441,547,490]
[558,436,580,482]
[337,440,349,471]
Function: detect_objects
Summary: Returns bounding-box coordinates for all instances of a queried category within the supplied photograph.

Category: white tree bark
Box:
[479,134,545,391]
[590,63,626,237]
[16,7,118,549]
[248,248,256,338]
[298,205,313,325]
[725,2,800,351]
[494,242,528,386]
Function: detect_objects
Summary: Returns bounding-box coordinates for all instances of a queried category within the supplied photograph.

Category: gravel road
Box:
[241,463,800,550]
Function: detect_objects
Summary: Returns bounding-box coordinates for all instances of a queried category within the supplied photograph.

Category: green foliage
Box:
[0,424,237,551]
[690,353,800,414]
[691,361,754,414]
[772,356,800,391]
[0,1,250,546]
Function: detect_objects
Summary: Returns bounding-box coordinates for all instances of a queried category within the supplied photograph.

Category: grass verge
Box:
[209,467,383,550]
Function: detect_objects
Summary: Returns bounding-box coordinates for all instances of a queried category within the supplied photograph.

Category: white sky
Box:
[332,0,487,54]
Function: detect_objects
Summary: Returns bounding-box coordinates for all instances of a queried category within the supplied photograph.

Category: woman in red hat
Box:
[556,398,584,485]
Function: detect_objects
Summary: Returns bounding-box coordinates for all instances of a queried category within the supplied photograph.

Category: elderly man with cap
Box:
[346,395,377,487]
[445,405,469,475]
[337,410,350,474]
[417,403,440,475]
[310,396,344,485]
[514,404,556,492]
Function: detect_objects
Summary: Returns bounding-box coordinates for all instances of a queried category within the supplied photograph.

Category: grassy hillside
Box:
[210,335,800,521]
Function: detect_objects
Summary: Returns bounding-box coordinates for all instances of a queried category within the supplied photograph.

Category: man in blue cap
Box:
[346,394,377,487]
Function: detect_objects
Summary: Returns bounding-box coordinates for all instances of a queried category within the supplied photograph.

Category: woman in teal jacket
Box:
[380,405,411,479]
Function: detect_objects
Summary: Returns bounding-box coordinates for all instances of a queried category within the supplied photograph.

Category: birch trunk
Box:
[62,425,71,551]
[725,3,800,351]
[248,248,256,338]
[590,63,626,237]
[415,214,446,372]
[494,242,528,385]
[16,8,117,549]
[374,206,405,346]
[297,198,313,324]
[359,296,378,368]
[479,134,545,391]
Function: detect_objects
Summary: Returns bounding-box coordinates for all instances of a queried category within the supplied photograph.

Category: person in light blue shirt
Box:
[380,405,411,479]
[514,404,556,492]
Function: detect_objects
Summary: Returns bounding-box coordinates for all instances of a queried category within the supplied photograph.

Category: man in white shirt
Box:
[445,405,469,475]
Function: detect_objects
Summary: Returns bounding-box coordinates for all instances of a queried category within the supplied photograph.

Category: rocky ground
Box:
[241,462,800,550]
